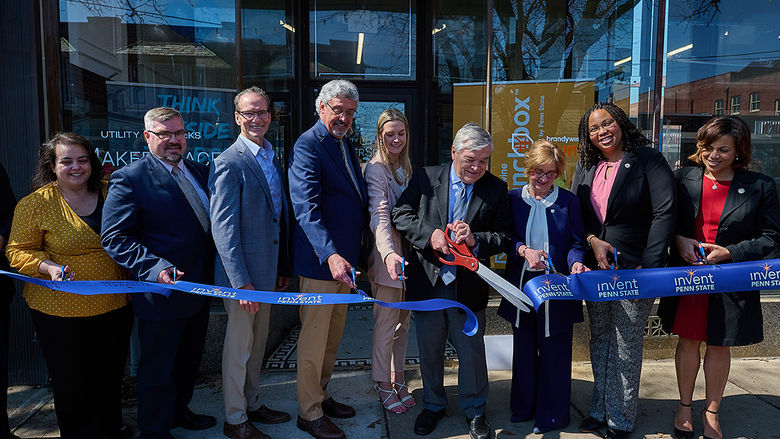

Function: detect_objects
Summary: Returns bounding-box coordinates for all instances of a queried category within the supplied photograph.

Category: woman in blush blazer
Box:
[658,116,780,439]
[364,108,415,414]
[570,102,676,439]
[497,140,588,434]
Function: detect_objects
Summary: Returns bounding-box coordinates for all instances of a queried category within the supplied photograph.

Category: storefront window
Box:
[240,1,295,93]
[309,0,416,81]
[59,0,239,169]
[662,0,780,185]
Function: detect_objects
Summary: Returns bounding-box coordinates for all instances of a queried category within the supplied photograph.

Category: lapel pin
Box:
[624,163,631,168]
[738,188,745,194]
[551,209,555,214]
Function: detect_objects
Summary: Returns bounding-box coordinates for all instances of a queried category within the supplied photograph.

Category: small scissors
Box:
[697,241,722,269]
[60,265,70,282]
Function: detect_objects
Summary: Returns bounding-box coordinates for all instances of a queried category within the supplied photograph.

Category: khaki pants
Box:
[370,283,410,382]
[296,277,349,421]
[222,298,271,425]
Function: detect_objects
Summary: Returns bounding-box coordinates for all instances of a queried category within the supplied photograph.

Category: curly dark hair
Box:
[32,132,102,192]
[577,102,652,170]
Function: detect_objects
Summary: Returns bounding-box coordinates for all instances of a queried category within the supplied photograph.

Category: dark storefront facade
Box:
[0,0,778,383]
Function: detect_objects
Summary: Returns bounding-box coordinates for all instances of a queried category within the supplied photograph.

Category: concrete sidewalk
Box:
[10,357,780,438]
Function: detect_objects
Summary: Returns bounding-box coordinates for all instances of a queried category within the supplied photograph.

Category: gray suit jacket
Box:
[208,138,290,291]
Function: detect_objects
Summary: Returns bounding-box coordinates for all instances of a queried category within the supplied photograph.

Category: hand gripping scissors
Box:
[436,234,532,312]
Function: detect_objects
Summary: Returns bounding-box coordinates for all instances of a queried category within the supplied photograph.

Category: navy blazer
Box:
[391,164,511,312]
[496,188,585,333]
[288,120,368,280]
[571,146,676,269]
[101,154,214,320]
[658,166,780,345]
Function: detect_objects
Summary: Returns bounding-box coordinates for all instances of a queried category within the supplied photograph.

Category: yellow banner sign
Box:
[453,80,595,267]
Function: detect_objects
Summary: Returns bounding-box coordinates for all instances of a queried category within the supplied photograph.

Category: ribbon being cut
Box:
[522,258,780,311]
[0,269,479,336]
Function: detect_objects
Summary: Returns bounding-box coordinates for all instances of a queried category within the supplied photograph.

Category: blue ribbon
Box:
[0,270,478,336]
[522,258,780,310]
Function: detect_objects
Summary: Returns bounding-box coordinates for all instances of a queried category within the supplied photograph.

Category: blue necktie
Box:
[441,181,467,285]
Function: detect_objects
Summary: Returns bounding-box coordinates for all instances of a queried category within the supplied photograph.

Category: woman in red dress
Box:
[658,115,780,439]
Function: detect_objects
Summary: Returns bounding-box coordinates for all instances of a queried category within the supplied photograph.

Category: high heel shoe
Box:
[393,381,416,408]
[673,401,694,439]
[375,384,406,414]
[701,408,722,439]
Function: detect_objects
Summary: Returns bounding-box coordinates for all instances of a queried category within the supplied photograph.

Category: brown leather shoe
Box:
[223,421,269,439]
[296,415,345,439]
[247,405,291,424]
[321,397,355,419]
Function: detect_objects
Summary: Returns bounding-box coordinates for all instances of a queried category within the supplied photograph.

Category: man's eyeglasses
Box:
[237,110,271,120]
[325,102,357,118]
[148,130,188,141]
[529,169,558,180]
[588,118,616,134]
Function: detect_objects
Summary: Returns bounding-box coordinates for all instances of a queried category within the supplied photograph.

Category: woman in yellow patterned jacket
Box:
[6,132,132,439]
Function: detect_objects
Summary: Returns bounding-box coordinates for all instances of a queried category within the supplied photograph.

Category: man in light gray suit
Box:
[209,87,292,439]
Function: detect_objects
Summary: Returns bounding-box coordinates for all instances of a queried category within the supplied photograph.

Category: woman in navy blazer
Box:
[497,140,588,434]
[657,116,780,439]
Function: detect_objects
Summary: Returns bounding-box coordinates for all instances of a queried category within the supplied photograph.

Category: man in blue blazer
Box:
[210,87,292,439]
[288,80,367,439]
[102,107,216,439]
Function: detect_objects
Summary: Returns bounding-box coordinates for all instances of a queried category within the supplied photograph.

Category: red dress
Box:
[671,177,731,341]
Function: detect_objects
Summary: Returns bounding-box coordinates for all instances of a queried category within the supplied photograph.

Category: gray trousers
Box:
[586,298,654,431]
[414,280,488,419]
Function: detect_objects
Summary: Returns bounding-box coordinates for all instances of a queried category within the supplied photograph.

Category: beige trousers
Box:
[222,298,271,425]
[370,283,411,382]
[296,277,349,421]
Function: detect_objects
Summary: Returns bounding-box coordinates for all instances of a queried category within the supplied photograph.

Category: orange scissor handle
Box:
[436,233,479,272]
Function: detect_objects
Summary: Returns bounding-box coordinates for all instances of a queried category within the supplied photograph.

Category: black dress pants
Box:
[30,305,133,439]
[0,278,13,439]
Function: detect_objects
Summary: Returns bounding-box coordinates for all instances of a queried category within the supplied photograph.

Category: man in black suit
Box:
[392,123,511,439]
[102,107,216,439]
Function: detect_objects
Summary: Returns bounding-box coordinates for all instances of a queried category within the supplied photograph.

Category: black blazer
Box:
[658,166,780,345]
[391,164,511,312]
[571,146,676,269]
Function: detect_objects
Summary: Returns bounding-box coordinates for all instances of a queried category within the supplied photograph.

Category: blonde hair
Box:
[525,139,566,176]
[373,108,412,185]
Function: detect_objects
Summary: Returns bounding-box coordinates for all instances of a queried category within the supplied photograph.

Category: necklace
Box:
[704,174,723,190]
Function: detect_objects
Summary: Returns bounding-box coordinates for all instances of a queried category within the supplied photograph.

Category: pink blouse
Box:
[590,159,622,224]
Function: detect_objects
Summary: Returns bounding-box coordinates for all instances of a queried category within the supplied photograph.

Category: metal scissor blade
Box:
[475,264,532,312]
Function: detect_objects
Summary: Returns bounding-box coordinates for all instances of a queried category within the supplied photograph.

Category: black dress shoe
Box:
[174,408,217,430]
[467,415,493,439]
[414,409,445,435]
[297,415,345,439]
[606,427,632,439]
[673,426,694,439]
[247,405,292,424]
[321,397,355,419]
[579,415,606,433]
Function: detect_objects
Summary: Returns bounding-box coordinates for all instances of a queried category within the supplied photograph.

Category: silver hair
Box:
[144,107,183,130]
[315,80,359,113]
[234,86,271,109]
[452,122,494,153]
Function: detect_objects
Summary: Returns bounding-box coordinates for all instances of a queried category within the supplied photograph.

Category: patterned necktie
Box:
[339,139,362,201]
[441,181,468,285]
[171,166,210,232]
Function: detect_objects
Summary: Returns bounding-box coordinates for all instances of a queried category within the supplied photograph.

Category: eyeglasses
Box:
[588,118,616,134]
[529,169,558,180]
[325,102,357,118]
[237,110,271,120]
[147,130,188,141]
